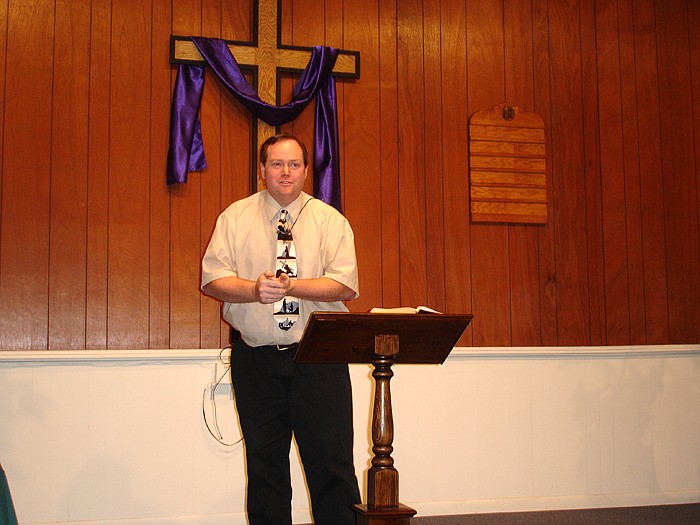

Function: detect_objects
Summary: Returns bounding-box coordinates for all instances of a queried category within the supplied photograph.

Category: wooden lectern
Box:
[294,311,473,525]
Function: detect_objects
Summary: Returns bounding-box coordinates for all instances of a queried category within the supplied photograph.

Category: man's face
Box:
[261,139,308,207]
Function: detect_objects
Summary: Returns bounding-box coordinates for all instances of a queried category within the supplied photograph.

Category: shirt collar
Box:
[263,191,310,223]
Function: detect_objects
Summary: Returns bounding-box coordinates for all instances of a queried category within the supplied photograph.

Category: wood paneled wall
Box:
[0,0,698,350]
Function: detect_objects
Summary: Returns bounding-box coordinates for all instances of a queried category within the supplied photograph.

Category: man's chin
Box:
[269,189,300,205]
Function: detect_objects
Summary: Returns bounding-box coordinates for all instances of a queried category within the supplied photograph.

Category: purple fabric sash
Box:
[166,37,343,212]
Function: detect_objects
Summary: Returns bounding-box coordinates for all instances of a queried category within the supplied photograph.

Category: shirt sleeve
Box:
[201,211,237,290]
[321,214,360,299]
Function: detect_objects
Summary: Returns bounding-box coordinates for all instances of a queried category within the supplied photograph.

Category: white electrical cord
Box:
[202,346,243,446]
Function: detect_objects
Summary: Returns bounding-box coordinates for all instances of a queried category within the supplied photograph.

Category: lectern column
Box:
[353,334,417,524]
[293,311,473,525]
[367,334,398,507]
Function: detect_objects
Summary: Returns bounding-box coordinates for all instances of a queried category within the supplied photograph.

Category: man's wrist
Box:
[252,277,267,303]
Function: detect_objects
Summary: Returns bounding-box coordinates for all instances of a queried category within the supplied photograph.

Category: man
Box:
[201,134,361,525]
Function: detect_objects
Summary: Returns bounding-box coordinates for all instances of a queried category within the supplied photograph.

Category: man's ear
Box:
[260,164,266,180]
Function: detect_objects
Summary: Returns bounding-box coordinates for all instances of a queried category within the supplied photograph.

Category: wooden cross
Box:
[170,0,360,190]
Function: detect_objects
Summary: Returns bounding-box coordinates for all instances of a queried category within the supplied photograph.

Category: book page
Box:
[369,306,442,314]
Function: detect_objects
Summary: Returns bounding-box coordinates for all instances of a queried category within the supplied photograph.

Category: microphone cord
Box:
[202,346,243,447]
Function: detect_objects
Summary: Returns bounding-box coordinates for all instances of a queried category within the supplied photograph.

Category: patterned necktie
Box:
[273,209,298,331]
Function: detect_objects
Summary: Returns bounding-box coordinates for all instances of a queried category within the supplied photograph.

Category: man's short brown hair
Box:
[260,134,309,167]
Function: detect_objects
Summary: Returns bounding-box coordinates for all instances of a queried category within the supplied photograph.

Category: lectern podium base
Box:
[352,503,417,525]
[296,313,472,525]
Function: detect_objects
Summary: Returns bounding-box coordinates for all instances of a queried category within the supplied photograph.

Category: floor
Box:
[409,504,700,525]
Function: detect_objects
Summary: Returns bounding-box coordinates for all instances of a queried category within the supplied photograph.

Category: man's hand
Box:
[254,271,292,304]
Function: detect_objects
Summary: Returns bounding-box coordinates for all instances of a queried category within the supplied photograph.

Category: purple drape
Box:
[166,37,343,212]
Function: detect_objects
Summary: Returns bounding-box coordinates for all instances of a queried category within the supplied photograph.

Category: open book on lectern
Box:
[369,305,442,314]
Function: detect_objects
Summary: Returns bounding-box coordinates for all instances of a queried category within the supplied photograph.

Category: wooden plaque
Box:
[468,102,548,224]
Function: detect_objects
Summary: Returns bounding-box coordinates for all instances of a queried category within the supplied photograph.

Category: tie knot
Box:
[277,209,291,238]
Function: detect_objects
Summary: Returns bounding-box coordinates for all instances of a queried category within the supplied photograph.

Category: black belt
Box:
[274,343,299,352]
[237,340,299,352]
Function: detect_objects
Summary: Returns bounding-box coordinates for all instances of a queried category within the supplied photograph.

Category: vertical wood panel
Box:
[633,0,669,344]
[532,0,557,346]
[286,0,321,158]
[423,2,445,312]
[150,0,173,348]
[467,0,510,346]
[397,0,428,307]
[295,0,324,44]
[199,0,225,349]
[504,0,541,346]
[48,0,90,349]
[0,0,7,336]
[656,0,700,343]
[691,2,700,317]
[219,0,254,346]
[325,0,341,192]
[86,0,111,349]
[0,0,54,349]
[423,0,445,313]
[548,0,590,346]
[279,2,313,180]
[108,0,151,348]
[170,0,204,349]
[278,0,294,137]
[324,0,349,258]
[343,0,384,312]
[324,0,346,230]
[618,0,646,344]
[596,0,631,344]
[378,0,400,309]
[580,0,605,346]
[440,0,470,343]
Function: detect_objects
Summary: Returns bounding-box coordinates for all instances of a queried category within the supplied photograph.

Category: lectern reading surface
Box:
[294,311,472,525]
[295,311,471,364]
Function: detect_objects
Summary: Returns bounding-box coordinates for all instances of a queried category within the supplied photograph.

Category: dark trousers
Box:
[230,339,361,525]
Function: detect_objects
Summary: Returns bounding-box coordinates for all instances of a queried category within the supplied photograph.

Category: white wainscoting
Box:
[1,345,699,525]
